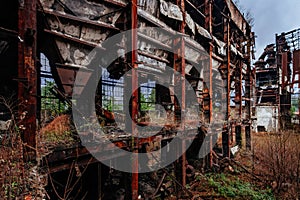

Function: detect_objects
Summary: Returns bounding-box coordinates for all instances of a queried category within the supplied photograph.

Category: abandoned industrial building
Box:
[254,28,300,133]
[0,0,299,199]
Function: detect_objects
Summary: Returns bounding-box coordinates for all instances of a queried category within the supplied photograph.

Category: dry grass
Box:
[40,114,77,147]
[252,131,300,199]
[40,114,71,135]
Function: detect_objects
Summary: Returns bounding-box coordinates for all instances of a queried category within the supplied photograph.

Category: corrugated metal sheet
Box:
[281,52,288,88]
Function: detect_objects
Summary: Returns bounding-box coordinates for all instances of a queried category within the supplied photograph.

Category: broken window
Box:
[40,53,67,123]
[256,71,277,88]
[140,80,156,111]
[101,69,124,111]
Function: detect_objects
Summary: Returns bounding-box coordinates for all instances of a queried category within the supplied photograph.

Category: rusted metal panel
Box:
[293,50,300,67]
[293,49,300,84]
[56,66,92,96]
[281,52,288,88]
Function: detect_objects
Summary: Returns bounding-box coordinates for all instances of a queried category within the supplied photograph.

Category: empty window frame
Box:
[40,53,66,119]
[101,69,124,111]
[139,80,156,111]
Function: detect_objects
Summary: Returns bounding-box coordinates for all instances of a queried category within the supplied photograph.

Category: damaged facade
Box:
[0,0,255,199]
[254,28,300,132]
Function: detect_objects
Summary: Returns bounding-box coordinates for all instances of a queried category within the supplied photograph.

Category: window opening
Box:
[101,69,124,111]
[40,53,67,122]
[140,80,156,111]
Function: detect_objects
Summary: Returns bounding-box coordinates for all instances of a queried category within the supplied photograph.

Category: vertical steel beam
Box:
[209,0,213,168]
[245,35,252,150]
[172,31,181,194]
[275,34,281,131]
[235,61,242,119]
[131,0,139,199]
[177,0,187,187]
[227,20,231,158]
[223,15,231,158]
[205,0,213,168]
[18,0,37,159]
[235,59,242,146]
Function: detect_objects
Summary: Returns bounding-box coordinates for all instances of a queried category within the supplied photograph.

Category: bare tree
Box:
[233,0,255,27]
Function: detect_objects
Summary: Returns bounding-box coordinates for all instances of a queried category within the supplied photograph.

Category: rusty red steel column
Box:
[205,0,213,168]
[245,34,252,150]
[172,23,181,192]
[131,0,139,199]
[227,18,231,158]
[177,0,187,187]
[209,1,213,169]
[235,61,242,120]
[18,0,37,159]
[224,15,231,158]
[234,59,242,147]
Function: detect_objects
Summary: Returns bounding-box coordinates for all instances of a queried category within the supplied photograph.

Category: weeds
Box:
[206,173,275,199]
[0,96,47,199]
[40,114,77,147]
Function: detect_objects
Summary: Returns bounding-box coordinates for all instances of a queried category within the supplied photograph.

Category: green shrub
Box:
[207,173,275,199]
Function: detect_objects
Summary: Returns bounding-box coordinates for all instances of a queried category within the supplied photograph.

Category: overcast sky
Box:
[238,0,300,59]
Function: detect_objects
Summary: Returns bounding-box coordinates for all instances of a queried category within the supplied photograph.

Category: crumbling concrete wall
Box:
[255,106,279,132]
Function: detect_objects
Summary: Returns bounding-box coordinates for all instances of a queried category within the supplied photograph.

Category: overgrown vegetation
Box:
[41,81,68,122]
[0,96,47,199]
[206,173,274,200]
[140,88,156,111]
[40,114,77,147]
